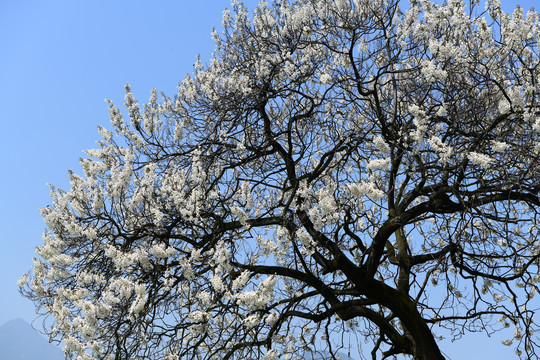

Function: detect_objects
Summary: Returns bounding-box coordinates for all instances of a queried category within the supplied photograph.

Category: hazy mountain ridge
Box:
[0,318,64,360]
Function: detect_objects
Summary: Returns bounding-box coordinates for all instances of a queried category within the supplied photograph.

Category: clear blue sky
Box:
[0,0,535,359]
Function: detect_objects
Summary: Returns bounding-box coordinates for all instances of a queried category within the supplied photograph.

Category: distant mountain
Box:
[0,318,64,360]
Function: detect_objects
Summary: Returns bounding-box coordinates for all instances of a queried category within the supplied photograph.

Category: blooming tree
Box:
[20,0,540,359]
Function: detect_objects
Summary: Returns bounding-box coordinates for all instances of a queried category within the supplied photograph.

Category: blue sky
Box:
[0,0,536,359]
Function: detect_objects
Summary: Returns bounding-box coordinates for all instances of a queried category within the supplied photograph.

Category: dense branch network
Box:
[20,0,540,359]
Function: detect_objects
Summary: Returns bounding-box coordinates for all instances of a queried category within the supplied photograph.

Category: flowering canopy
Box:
[20,0,540,359]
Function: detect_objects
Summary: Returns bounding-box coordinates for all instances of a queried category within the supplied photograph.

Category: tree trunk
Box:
[360,278,446,360]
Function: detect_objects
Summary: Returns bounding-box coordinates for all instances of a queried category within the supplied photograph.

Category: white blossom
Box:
[295,228,316,255]
[129,284,148,317]
[366,158,390,171]
[319,73,333,84]
[262,350,279,360]
[467,151,493,169]
[265,312,279,326]
[428,136,453,163]
[348,181,384,201]
[232,270,250,291]
[243,314,260,330]
[373,136,390,154]
[491,140,508,153]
